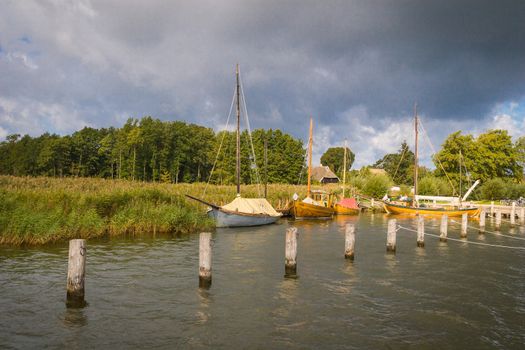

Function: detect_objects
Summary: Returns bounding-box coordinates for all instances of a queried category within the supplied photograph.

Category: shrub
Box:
[362,174,392,198]
[480,178,507,200]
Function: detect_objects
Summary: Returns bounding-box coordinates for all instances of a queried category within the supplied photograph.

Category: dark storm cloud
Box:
[1,0,524,166]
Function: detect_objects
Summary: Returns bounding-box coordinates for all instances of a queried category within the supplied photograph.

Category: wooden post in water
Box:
[440,214,448,242]
[386,219,396,253]
[495,210,502,230]
[511,202,516,226]
[66,239,86,308]
[417,216,425,247]
[520,207,525,224]
[490,201,495,217]
[460,213,468,238]
[285,227,298,277]
[199,232,212,288]
[479,209,486,234]
[344,223,355,260]
[371,198,375,209]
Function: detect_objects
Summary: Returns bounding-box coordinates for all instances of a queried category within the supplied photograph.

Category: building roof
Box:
[311,166,339,182]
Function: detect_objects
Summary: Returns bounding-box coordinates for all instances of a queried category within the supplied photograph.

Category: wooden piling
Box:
[344,223,355,260]
[66,239,86,308]
[285,227,298,277]
[490,201,495,216]
[417,216,425,247]
[520,207,525,224]
[386,219,396,253]
[479,209,485,233]
[460,213,468,238]
[495,210,502,230]
[199,232,212,288]
[511,202,516,226]
[440,214,448,242]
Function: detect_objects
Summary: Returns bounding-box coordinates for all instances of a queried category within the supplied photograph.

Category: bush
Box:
[418,176,453,196]
[480,178,507,200]
[362,174,392,198]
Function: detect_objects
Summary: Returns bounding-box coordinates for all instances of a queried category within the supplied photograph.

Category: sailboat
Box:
[186,65,282,227]
[383,104,480,217]
[290,117,335,219]
[333,140,360,215]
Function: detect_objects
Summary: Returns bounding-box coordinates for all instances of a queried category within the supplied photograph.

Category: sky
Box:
[1,0,525,168]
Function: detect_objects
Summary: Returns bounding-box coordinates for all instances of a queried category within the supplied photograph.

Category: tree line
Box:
[0,117,306,184]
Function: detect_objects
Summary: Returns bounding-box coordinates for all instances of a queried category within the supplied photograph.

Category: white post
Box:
[460,213,468,238]
[67,239,86,308]
[520,207,525,224]
[386,219,396,253]
[417,216,425,247]
[371,198,375,209]
[285,227,298,277]
[490,201,495,216]
[199,232,212,288]
[344,223,355,260]
[511,202,516,226]
[479,209,485,233]
[495,210,502,230]
[440,214,448,242]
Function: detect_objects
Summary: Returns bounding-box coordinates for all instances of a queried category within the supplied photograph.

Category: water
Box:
[1,213,525,349]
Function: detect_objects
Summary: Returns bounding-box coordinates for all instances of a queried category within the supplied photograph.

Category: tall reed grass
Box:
[0,176,342,245]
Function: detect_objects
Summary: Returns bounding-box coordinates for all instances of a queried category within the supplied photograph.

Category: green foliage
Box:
[362,174,392,198]
[479,178,507,200]
[372,141,415,185]
[434,130,523,183]
[320,147,355,177]
[418,176,453,196]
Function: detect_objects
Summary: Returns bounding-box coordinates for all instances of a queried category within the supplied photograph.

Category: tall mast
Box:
[414,103,418,204]
[264,135,268,198]
[459,149,462,201]
[342,139,347,198]
[307,117,313,198]
[236,64,241,196]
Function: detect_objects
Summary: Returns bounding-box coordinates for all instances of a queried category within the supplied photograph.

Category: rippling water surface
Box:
[1,213,525,349]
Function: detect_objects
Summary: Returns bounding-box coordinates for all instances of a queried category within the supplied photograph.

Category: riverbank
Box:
[0,176,315,245]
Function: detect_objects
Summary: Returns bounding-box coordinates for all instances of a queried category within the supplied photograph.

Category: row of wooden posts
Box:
[66,207,516,306]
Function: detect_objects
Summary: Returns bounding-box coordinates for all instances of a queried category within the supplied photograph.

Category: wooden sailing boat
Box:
[290,118,335,219]
[333,140,360,215]
[383,104,480,217]
[186,65,282,227]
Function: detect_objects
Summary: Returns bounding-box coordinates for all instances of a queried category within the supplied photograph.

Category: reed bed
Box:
[0,176,338,245]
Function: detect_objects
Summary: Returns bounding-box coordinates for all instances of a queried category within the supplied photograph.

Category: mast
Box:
[236,64,241,196]
[459,149,462,203]
[414,103,418,205]
[342,139,347,198]
[307,117,313,198]
[264,135,268,198]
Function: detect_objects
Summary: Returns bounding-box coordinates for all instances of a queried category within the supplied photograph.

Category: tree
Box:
[320,147,355,177]
[373,141,415,185]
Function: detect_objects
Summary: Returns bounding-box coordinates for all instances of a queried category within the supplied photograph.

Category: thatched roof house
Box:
[311,166,339,184]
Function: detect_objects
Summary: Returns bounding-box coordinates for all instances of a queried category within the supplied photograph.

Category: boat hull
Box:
[207,207,281,228]
[333,204,360,215]
[383,202,480,217]
[291,201,334,219]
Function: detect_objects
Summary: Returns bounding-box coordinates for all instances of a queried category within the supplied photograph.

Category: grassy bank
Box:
[0,176,320,245]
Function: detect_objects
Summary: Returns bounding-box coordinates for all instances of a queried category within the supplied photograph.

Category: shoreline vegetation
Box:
[0,176,317,246]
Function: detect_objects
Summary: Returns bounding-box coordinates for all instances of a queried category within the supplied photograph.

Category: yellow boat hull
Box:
[291,201,334,219]
[383,202,480,217]
[333,204,360,215]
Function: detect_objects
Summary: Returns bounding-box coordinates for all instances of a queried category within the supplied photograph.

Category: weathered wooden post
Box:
[371,198,375,211]
[460,213,468,238]
[479,209,486,233]
[199,232,212,288]
[490,201,495,216]
[440,214,448,242]
[386,219,396,253]
[520,207,525,224]
[66,239,86,308]
[511,202,516,226]
[285,227,298,277]
[344,223,355,260]
[417,216,425,247]
[495,210,502,230]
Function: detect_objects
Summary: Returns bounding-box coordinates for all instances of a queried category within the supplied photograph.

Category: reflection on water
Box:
[1,213,525,349]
